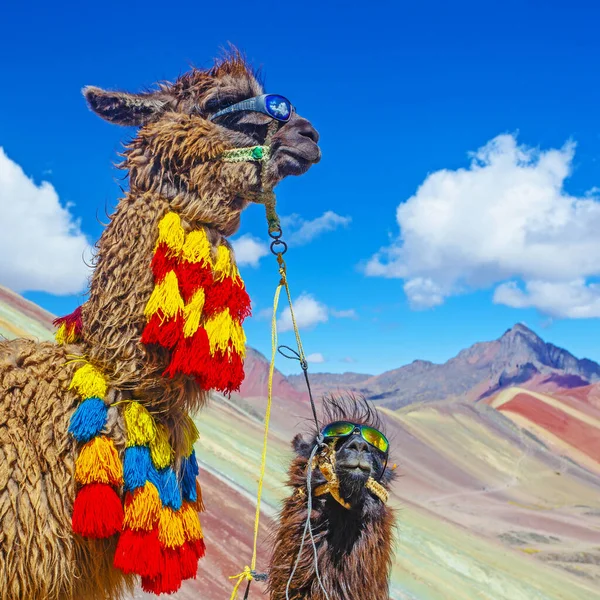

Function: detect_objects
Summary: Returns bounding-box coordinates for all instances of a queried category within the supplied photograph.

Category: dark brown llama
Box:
[0,51,320,600]
[268,397,396,600]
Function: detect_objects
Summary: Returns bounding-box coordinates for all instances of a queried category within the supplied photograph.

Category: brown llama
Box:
[268,396,396,600]
[0,51,320,600]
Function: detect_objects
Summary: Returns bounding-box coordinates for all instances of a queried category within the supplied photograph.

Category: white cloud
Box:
[494,280,600,318]
[0,147,91,294]
[278,293,328,332]
[282,211,351,245]
[342,356,357,363]
[366,134,600,318]
[231,234,268,267]
[306,352,326,364]
[277,293,357,332]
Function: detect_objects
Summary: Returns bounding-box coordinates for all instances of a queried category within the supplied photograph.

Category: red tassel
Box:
[53,306,84,342]
[152,243,179,282]
[189,538,206,560]
[179,542,200,580]
[72,483,123,538]
[176,260,213,303]
[141,547,183,595]
[204,349,244,394]
[204,277,251,321]
[165,327,211,380]
[141,311,183,349]
[53,305,83,331]
[113,528,162,578]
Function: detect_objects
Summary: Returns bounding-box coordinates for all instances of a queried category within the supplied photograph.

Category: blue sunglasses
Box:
[209,94,293,123]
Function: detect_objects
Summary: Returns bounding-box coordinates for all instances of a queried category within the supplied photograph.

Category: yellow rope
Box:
[228,279,283,599]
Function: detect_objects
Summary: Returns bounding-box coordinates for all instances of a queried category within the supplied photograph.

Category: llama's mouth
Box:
[337,459,372,474]
[268,143,321,177]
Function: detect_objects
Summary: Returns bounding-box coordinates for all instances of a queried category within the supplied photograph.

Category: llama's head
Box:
[83,50,320,236]
[292,396,394,513]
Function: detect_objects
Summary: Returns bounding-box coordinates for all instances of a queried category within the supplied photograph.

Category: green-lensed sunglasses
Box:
[321,421,390,455]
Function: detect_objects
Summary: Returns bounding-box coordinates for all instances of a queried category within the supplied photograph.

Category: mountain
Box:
[0,284,54,341]
[280,323,600,409]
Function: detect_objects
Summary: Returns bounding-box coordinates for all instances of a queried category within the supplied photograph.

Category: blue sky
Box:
[1,1,600,375]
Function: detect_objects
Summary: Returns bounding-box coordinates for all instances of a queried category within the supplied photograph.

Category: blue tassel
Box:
[180,450,199,502]
[149,466,182,510]
[123,445,152,492]
[68,397,107,442]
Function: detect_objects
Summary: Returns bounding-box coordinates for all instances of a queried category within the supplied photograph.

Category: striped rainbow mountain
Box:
[1,284,599,600]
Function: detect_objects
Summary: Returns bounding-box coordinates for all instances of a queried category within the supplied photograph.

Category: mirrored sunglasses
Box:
[209,94,293,123]
[321,421,390,454]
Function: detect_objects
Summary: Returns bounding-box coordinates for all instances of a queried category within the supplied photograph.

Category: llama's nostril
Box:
[291,118,319,144]
[299,125,319,144]
[346,437,369,453]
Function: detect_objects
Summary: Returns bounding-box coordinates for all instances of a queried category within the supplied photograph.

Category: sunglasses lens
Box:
[264,94,292,121]
[322,421,355,438]
[361,426,389,453]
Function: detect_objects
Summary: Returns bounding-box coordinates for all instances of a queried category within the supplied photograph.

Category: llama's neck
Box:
[80,189,220,413]
[269,490,395,600]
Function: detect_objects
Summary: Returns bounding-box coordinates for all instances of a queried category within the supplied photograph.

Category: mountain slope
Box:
[284,324,600,409]
[0,284,55,341]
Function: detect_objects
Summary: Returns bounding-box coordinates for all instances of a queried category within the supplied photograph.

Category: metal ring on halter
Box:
[269,227,283,240]
[270,239,288,255]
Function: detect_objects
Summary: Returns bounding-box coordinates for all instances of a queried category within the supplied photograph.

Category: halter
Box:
[219,120,283,242]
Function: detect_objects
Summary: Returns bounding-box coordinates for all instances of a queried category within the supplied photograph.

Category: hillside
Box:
[2,289,600,599]
[286,323,600,408]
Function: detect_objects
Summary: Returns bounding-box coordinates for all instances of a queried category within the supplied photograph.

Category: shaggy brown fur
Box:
[268,397,395,600]
[0,50,320,600]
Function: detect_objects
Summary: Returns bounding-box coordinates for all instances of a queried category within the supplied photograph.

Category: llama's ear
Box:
[83,86,168,126]
[292,433,310,455]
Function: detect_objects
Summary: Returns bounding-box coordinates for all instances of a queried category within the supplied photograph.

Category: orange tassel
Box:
[123,482,161,531]
[75,436,123,487]
[180,503,203,542]
[158,507,185,549]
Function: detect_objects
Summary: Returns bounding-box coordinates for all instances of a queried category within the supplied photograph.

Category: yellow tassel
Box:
[75,436,123,486]
[157,212,185,255]
[70,363,108,400]
[158,507,186,549]
[204,309,246,356]
[180,503,203,542]
[124,402,157,447]
[144,271,184,320]
[123,482,161,531]
[181,228,212,264]
[181,414,199,457]
[213,244,239,281]
[55,323,68,345]
[150,424,173,470]
[182,289,205,338]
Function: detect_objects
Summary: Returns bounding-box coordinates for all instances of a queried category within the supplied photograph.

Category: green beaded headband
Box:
[221,145,271,163]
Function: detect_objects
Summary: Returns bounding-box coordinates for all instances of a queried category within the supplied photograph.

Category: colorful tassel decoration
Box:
[68,361,123,540]
[123,482,161,531]
[75,436,123,486]
[68,397,107,442]
[141,211,251,394]
[72,483,123,538]
[181,450,199,502]
[123,445,153,492]
[116,396,205,594]
[114,528,162,577]
[54,306,83,345]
